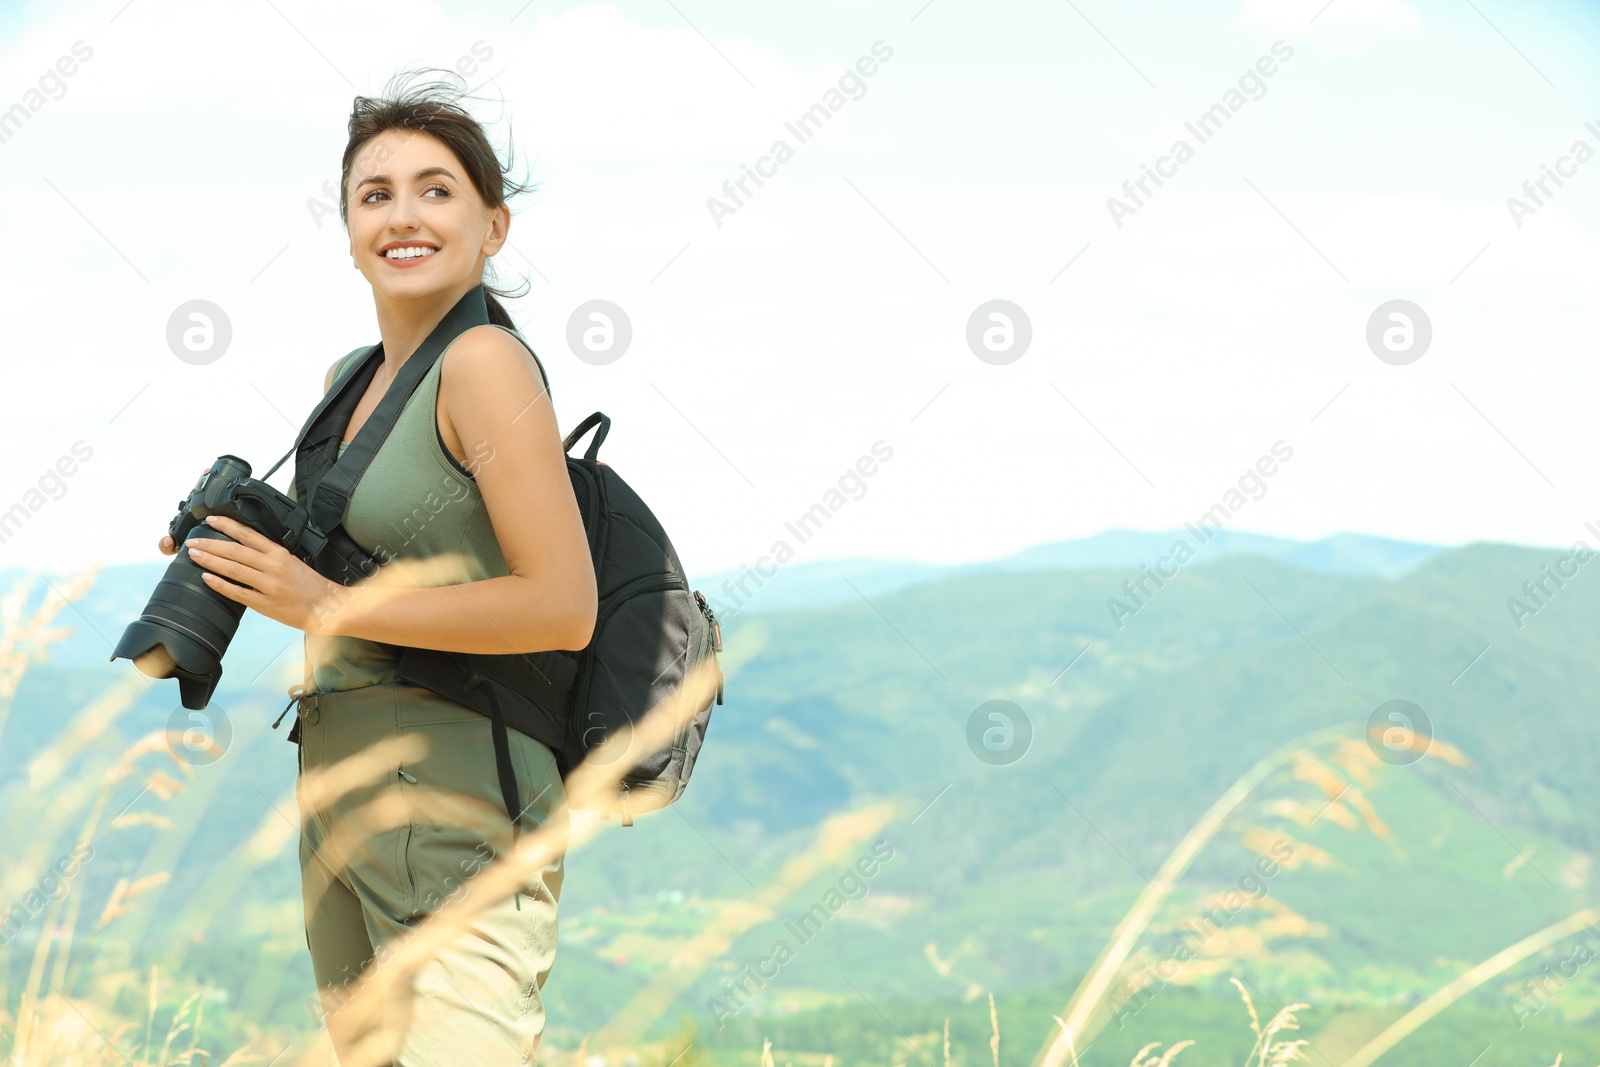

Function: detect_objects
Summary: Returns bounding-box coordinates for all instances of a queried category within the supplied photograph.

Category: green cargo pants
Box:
[292,682,567,1065]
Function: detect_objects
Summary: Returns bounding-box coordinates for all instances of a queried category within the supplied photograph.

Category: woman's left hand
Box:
[185,514,343,636]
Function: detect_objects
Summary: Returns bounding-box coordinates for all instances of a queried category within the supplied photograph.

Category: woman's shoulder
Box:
[438,324,550,397]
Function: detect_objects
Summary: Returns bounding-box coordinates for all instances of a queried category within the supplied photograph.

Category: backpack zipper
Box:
[693,591,724,705]
[574,570,723,813]
[600,572,686,625]
[694,590,722,653]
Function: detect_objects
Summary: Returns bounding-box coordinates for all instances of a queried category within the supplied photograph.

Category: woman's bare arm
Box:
[316,326,598,654]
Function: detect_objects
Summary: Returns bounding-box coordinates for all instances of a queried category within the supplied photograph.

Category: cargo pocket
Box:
[395,704,512,919]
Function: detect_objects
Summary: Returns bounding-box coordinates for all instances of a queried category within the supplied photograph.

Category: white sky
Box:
[3,0,1599,581]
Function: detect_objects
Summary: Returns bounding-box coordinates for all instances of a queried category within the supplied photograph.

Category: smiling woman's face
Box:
[344,128,508,301]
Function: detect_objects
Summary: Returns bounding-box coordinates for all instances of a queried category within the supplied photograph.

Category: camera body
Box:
[111,454,336,710]
[167,454,327,563]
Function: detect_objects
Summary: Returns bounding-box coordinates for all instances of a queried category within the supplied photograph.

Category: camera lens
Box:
[110,527,248,709]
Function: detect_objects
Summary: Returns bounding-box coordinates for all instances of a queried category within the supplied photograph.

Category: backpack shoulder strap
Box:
[329,345,369,391]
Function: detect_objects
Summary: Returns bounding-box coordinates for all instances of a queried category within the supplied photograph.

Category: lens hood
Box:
[110,617,223,709]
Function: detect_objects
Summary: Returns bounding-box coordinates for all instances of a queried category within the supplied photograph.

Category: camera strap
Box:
[259,343,378,486]
[261,329,388,488]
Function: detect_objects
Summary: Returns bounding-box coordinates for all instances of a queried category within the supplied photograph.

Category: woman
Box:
[156,71,595,1063]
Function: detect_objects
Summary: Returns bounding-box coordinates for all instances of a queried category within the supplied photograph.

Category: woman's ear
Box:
[483,204,511,257]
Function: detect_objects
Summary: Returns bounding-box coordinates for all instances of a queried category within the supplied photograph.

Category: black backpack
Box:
[267,284,725,832]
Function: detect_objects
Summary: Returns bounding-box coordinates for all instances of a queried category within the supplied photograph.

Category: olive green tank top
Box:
[288,328,533,692]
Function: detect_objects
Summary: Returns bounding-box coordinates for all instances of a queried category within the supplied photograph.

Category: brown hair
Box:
[338,68,536,329]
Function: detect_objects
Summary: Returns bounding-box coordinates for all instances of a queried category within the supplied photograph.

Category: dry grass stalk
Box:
[989,991,1000,1067]
[161,790,316,962]
[1127,1038,1195,1066]
[0,565,101,739]
[1032,725,1360,1065]
[925,937,986,1001]
[1362,722,1472,769]
[1338,788,1395,851]
[1034,715,1437,1066]
[1237,828,1333,871]
[1290,754,1345,801]
[1125,891,1329,987]
[156,988,204,1065]
[37,723,181,1004]
[11,966,246,1067]
[11,720,191,1061]
[588,798,893,1050]
[1039,1013,1080,1067]
[0,569,272,1067]
[143,964,158,1065]
[1339,906,1600,1067]
[1327,739,1380,788]
[1229,977,1308,1066]
[25,674,151,794]
[96,873,171,930]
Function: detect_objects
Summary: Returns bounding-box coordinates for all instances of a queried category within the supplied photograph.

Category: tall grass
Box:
[0,566,262,1066]
[0,565,1594,1066]
[1034,723,1465,1066]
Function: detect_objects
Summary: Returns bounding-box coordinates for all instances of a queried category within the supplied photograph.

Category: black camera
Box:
[110,455,335,710]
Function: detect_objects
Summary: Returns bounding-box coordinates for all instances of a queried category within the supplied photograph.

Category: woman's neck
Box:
[371,278,480,376]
